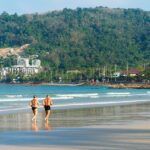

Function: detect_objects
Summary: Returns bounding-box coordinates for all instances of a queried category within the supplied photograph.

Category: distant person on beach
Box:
[30,95,39,121]
[43,95,53,121]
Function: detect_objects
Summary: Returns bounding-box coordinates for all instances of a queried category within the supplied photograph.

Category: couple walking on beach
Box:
[30,95,53,121]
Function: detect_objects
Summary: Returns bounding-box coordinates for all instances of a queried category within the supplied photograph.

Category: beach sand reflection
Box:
[0,103,150,131]
[45,120,52,130]
[32,120,39,131]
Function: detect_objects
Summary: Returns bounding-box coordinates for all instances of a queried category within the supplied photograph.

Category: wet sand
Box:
[1,103,150,150]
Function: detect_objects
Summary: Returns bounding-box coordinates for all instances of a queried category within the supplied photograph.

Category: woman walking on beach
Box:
[43,95,53,121]
[30,95,39,121]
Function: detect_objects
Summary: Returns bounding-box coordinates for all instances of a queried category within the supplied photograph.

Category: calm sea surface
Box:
[0,84,149,113]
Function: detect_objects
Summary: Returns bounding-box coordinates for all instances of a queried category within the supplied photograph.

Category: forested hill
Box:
[0,7,149,69]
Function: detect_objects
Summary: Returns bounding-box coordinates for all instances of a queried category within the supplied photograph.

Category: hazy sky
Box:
[0,0,149,14]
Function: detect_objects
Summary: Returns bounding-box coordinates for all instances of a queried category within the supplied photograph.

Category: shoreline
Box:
[101,83,150,89]
[0,82,150,89]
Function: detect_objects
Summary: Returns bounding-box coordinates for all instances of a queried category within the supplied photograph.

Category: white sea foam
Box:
[0,99,150,112]
[105,95,130,97]
[53,99,150,108]
[103,92,131,97]
[107,92,130,95]
[133,93,149,96]
[0,107,30,112]
[57,93,99,98]
[90,96,100,98]
[105,93,150,97]
[0,98,30,102]
[0,96,74,102]
[53,96,74,100]
[5,95,23,98]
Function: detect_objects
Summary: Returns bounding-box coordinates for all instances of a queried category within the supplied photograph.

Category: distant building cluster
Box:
[0,56,42,79]
[113,68,142,78]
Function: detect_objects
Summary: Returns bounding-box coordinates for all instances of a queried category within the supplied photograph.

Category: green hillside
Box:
[0,7,149,70]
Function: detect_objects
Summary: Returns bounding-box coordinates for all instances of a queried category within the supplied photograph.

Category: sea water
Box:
[0,84,149,113]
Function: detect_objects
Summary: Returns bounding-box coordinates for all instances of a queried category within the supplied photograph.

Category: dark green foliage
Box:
[0,7,149,70]
[0,55,17,67]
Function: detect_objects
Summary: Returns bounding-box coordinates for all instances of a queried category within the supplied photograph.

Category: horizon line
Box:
[0,5,149,16]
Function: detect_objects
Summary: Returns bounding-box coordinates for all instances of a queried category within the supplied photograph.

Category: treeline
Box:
[2,67,150,84]
[0,7,149,70]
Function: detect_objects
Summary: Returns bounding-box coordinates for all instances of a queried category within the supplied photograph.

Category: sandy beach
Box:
[0,103,150,150]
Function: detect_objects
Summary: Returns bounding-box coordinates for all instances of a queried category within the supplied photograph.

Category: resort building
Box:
[113,68,141,78]
[0,57,42,79]
[121,69,141,77]
[112,72,121,78]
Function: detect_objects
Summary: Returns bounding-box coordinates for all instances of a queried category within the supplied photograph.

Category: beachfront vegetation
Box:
[0,7,149,83]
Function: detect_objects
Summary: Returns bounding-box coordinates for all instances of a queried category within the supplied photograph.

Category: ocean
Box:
[0,84,149,113]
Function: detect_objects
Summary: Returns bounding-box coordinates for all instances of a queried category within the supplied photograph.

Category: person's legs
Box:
[44,106,51,120]
[32,109,35,120]
[32,108,38,121]
[34,109,38,120]
[47,110,51,119]
[45,110,51,120]
[45,110,48,120]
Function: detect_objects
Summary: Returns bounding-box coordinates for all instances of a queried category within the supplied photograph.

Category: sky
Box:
[0,0,149,15]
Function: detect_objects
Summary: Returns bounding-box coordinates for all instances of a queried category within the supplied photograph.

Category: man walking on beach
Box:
[43,95,53,121]
[30,95,39,121]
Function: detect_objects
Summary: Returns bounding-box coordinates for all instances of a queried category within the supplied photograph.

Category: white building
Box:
[0,68,7,79]
[112,72,121,78]
[32,59,41,67]
[17,57,30,67]
[0,57,42,79]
